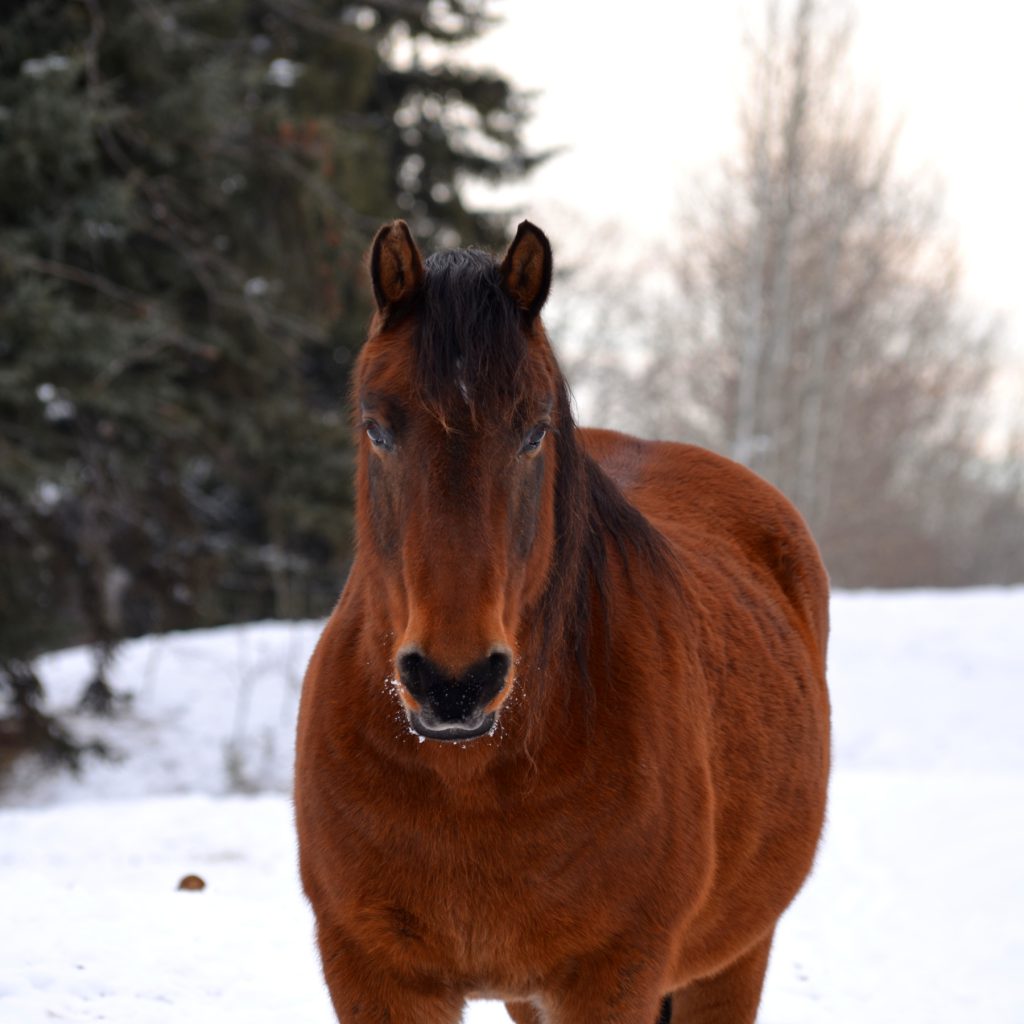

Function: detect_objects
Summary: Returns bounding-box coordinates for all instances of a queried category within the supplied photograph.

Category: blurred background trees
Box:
[2,0,1021,771]
[0,0,539,761]
[563,0,1024,588]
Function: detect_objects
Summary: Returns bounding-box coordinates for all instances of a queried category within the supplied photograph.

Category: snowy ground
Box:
[2,588,1023,1022]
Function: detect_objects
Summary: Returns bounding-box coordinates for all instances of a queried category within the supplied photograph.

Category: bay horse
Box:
[294,220,830,1024]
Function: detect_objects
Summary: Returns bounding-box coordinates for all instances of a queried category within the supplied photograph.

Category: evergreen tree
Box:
[0,0,539,766]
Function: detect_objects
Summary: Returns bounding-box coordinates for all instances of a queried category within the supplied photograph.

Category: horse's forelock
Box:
[414,249,533,425]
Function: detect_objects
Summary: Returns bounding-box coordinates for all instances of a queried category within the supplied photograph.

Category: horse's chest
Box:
[350,811,619,989]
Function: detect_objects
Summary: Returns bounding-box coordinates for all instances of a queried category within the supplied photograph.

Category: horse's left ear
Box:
[370,220,424,311]
[500,221,552,321]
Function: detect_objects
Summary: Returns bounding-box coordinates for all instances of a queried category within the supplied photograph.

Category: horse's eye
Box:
[520,424,548,455]
[365,420,391,450]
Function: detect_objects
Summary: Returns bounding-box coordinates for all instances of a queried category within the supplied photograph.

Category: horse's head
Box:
[354,220,563,742]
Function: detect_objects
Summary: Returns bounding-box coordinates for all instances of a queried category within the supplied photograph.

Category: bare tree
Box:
[573,0,1012,585]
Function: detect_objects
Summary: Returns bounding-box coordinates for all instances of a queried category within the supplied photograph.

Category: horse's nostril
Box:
[473,648,511,708]
[396,646,511,718]
[397,649,428,696]
[398,650,424,675]
[487,649,511,682]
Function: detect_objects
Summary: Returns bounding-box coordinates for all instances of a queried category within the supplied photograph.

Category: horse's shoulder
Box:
[579,427,829,649]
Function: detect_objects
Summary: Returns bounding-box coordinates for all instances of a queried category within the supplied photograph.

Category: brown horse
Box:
[294,220,830,1024]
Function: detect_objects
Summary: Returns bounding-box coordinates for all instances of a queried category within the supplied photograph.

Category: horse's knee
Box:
[316,920,462,1024]
[670,931,774,1024]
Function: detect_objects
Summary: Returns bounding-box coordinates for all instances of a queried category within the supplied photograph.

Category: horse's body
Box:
[295,222,830,1024]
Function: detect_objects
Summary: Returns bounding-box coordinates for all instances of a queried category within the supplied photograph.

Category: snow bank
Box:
[1,587,1022,1021]
[7,587,1022,806]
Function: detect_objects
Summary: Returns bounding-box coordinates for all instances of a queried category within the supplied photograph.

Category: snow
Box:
[2,588,1022,1022]
[0,796,330,1024]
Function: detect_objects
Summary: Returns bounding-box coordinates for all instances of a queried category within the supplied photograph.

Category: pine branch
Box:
[1,250,153,314]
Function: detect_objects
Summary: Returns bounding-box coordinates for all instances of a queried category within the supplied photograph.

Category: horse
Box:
[294,219,830,1024]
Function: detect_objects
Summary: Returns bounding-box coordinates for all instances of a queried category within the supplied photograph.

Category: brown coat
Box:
[295,221,830,1024]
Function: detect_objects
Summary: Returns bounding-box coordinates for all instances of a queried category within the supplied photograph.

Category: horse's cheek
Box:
[367,457,400,560]
[507,453,555,616]
[510,454,545,561]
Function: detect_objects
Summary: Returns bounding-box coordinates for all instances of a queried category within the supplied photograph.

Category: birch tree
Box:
[580,0,1005,584]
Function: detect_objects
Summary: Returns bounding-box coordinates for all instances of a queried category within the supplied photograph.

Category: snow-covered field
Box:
[2,588,1022,1022]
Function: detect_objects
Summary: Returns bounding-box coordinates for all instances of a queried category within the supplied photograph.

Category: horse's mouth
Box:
[409,711,496,743]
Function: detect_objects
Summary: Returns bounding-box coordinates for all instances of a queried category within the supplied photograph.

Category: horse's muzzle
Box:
[408,710,496,742]
[397,647,510,742]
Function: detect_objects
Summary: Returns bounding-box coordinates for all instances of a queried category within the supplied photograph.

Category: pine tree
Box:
[0,0,540,768]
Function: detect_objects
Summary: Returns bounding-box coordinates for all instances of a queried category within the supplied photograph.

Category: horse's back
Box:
[580,427,829,664]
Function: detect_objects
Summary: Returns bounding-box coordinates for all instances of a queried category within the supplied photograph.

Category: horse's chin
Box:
[408,711,497,743]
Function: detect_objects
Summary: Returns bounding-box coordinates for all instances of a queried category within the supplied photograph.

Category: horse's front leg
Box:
[315,920,463,1024]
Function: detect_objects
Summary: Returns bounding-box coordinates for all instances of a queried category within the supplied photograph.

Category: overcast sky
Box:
[460,0,1024,372]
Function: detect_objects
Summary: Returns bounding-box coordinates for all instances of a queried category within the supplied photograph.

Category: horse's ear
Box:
[370,220,424,311]
[500,220,552,320]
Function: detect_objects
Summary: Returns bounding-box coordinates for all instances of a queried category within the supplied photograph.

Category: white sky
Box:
[460,0,1024,372]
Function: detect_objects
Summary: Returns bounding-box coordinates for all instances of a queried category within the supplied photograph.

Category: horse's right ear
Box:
[500,221,552,321]
[370,220,424,311]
